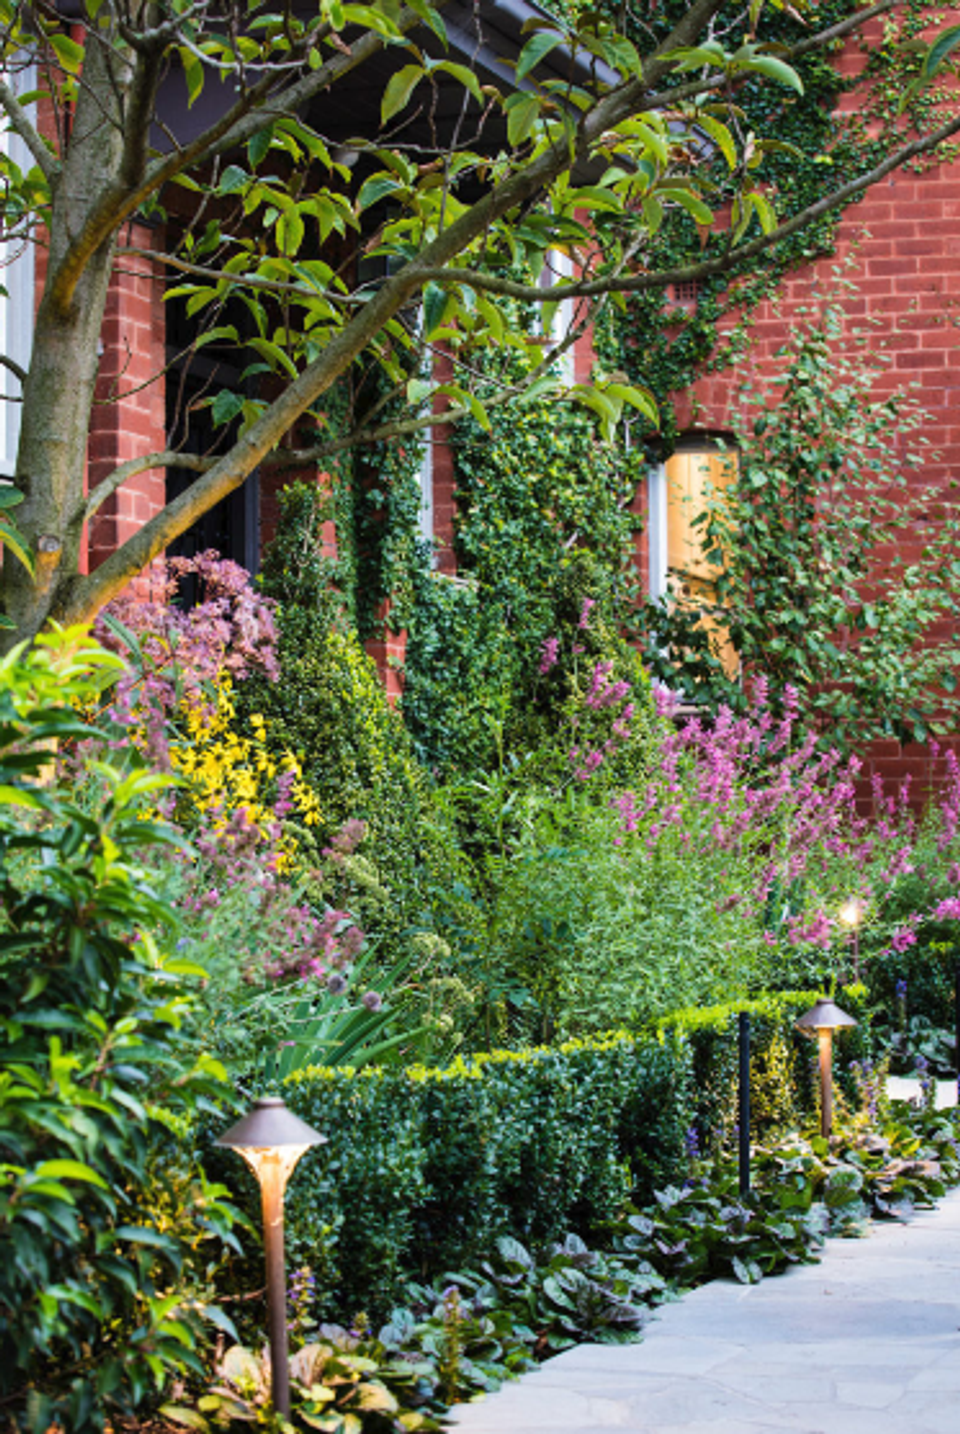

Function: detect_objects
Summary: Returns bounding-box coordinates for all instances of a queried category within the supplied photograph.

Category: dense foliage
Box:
[0,631,241,1433]
[638,305,960,745]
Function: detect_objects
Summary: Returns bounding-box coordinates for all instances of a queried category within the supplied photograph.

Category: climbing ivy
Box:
[594,0,958,451]
[402,401,645,774]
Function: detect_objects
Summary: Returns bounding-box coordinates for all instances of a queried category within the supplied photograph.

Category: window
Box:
[648,439,739,677]
[539,248,576,385]
[418,429,434,547]
[0,61,36,478]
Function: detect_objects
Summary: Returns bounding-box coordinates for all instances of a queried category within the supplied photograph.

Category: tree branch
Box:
[0,79,59,182]
[0,353,27,385]
[118,245,355,304]
[414,110,960,302]
[54,0,740,621]
[84,450,208,522]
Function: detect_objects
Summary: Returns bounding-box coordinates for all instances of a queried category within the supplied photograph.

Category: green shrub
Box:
[656,986,875,1150]
[0,630,241,1433]
[269,1032,690,1322]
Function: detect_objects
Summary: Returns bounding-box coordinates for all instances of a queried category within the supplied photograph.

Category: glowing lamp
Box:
[217,1097,326,1416]
[796,998,857,1139]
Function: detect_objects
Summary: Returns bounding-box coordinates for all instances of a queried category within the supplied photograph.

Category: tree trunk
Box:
[1,31,136,643]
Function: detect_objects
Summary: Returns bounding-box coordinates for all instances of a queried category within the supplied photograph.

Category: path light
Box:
[796,998,858,1139]
[838,897,865,983]
[216,1097,326,1417]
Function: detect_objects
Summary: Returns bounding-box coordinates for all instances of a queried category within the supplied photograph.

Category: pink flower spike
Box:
[539,636,560,674]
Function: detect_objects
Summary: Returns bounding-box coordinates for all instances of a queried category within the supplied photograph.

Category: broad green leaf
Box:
[35,1159,110,1189]
[740,54,803,95]
[404,0,447,45]
[431,61,484,106]
[516,31,563,82]
[506,93,540,147]
[921,23,960,81]
[357,174,403,212]
[381,64,424,124]
[696,114,736,170]
[466,392,491,432]
[211,390,245,426]
[0,520,34,576]
[179,49,204,106]
[48,32,84,74]
[658,188,713,225]
[606,382,659,426]
[422,281,452,337]
[159,1408,210,1432]
[275,206,305,257]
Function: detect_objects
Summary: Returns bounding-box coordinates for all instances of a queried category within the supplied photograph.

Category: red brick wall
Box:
[86,225,167,589]
[665,145,960,803]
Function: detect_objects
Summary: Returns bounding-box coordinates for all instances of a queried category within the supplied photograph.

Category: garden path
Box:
[448,1103,960,1433]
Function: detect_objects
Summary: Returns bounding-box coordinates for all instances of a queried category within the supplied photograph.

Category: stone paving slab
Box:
[447,1185,960,1434]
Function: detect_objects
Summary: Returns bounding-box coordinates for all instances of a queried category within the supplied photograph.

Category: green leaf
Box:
[516,31,563,82]
[357,174,403,212]
[658,188,713,225]
[695,114,736,170]
[211,390,245,426]
[275,206,305,257]
[430,61,484,106]
[921,24,960,82]
[606,382,659,427]
[115,1224,176,1248]
[35,1159,109,1189]
[247,125,274,167]
[160,1408,210,1432]
[422,281,452,338]
[48,32,84,74]
[740,54,803,95]
[179,49,204,106]
[506,93,540,148]
[403,0,447,46]
[381,65,424,124]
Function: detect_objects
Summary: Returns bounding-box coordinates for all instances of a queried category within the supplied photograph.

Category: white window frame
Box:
[647,461,669,602]
[417,426,434,550]
[0,61,35,478]
[539,248,576,385]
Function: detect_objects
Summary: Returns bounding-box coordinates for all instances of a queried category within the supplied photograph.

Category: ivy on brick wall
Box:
[304,0,960,767]
[401,401,645,774]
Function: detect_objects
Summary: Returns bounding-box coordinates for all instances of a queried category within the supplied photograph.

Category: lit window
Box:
[648,439,739,677]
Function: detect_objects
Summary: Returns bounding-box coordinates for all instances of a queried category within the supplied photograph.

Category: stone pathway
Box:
[448,1097,960,1434]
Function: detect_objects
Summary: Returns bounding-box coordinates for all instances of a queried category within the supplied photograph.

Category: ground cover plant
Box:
[163,1093,960,1433]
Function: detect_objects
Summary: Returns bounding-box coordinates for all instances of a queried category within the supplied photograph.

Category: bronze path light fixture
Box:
[796,998,858,1139]
[838,897,865,983]
[216,1097,326,1417]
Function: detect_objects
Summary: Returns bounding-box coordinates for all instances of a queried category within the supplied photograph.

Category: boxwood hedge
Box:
[237,986,873,1321]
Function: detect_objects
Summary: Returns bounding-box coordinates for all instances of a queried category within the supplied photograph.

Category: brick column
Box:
[364,596,407,705]
[86,224,167,594]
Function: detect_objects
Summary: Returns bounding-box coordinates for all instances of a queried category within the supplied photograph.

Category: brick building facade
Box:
[27,25,959,793]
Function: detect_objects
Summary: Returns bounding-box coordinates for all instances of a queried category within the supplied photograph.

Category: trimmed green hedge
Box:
[279,1033,690,1318]
[656,986,874,1152]
[219,989,873,1322]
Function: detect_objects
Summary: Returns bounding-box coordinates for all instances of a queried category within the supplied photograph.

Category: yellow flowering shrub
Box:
[168,677,320,860]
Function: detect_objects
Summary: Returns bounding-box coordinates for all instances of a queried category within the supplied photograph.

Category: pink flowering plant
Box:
[473,639,960,1042]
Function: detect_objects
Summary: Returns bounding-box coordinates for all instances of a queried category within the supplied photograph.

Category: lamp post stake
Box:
[818,1028,833,1140]
[738,1012,751,1196]
[261,1166,291,1416]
